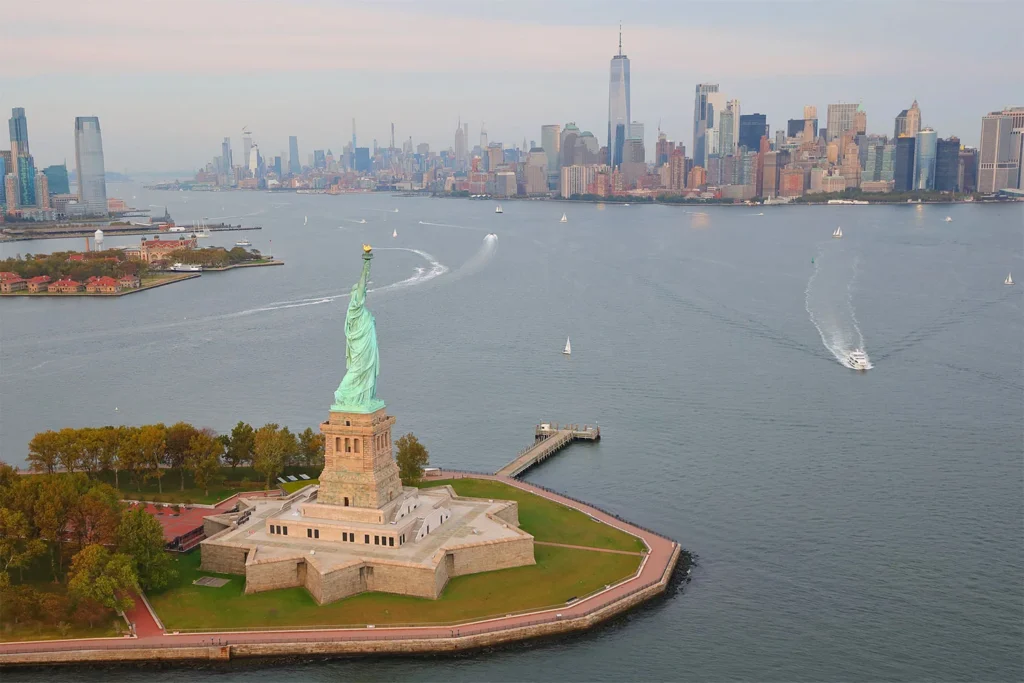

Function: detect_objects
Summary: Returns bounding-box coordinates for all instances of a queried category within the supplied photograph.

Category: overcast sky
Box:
[2,0,1020,172]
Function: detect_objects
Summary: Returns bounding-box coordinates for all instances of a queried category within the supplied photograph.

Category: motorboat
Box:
[847,349,869,371]
[832,226,843,239]
[235,239,252,247]
[169,263,203,272]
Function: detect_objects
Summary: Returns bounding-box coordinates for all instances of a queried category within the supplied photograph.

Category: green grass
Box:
[86,466,320,504]
[150,544,640,630]
[280,478,318,494]
[416,478,647,553]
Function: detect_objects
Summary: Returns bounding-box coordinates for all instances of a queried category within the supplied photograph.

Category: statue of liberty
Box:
[332,245,386,413]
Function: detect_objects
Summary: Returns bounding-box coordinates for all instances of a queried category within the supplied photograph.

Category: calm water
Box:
[1,186,1021,681]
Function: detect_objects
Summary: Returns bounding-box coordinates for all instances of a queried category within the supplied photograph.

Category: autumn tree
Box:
[135,425,167,494]
[67,545,137,624]
[164,422,200,490]
[224,421,255,469]
[95,426,124,489]
[71,484,123,549]
[27,430,61,474]
[55,427,85,474]
[298,427,325,468]
[395,433,429,485]
[117,508,176,591]
[186,428,223,496]
[33,474,83,576]
[253,423,288,490]
[0,507,47,585]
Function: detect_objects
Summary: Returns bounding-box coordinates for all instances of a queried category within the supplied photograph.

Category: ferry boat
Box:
[235,239,252,247]
[832,226,843,239]
[847,349,869,371]
[1005,273,1015,286]
[495,204,503,214]
[169,263,203,272]
[560,213,568,223]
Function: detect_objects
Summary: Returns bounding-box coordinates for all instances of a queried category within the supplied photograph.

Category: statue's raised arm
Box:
[332,246,386,413]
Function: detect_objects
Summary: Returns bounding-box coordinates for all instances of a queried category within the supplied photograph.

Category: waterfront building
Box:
[16,152,36,207]
[288,136,300,175]
[48,278,84,293]
[719,104,736,157]
[840,141,861,188]
[894,100,922,140]
[821,173,847,193]
[494,171,516,197]
[739,114,767,152]
[761,150,790,197]
[687,165,707,189]
[977,109,1023,192]
[525,148,548,194]
[667,148,686,191]
[4,173,19,209]
[74,116,108,216]
[826,103,858,141]
[541,124,560,181]
[913,128,938,190]
[894,136,916,192]
[864,144,895,183]
[34,173,49,210]
[958,148,978,193]
[934,137,961,192]
[355,148,371,173]
[559,124,580,170]
[137,235,198,263]
[43,164,70,194]
[607,29,631,168]
[693,83,719,171]
[560,164,600,198]
[779,165,807,197]
[8,107,30,155]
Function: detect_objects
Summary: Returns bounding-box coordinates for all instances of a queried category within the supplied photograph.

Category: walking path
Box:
[534,541,645,556]
[0,473,681,664]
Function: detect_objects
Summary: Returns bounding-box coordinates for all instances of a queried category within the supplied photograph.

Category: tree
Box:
[77,427,104,476]
[117,507,176,591]
[135,425,167,494]
[71,484,123,549]
[279,426,300,466]
[0,507,47,585]
[55,427,85,474]
[27,430,61,474]
[95,426,123,489]
[67,545,137,625]
[298,427,325,468]
[186,429,223,496]
[165,422,200,490]
[253,423,288,490]
[395,433,429,485]
[34,474,83,576]
[224,422,255,469]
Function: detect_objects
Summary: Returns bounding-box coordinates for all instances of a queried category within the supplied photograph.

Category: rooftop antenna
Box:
[618,21,622,55]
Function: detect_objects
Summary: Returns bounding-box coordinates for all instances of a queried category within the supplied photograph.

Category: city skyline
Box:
[2,0,1019,171]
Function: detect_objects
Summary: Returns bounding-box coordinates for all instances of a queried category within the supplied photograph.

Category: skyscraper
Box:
[977,110,1021,193]
[43,164,70,194]
[242,130,253,176]
[560,123,580,169]
[288,136,300,175]
[221,137,233,175]
[74,116,107,215]
[607,26,631,168]
[913,128,938,190]
[9,108,29,155]
[934,136,961,192]
[693,83,719,170]
[16,151,36,207]
[826,103,858,141]
[541,124,560,179]
[894,100,922,140]
[454,119,466,170]
[894,136,916,192]
[738,114,767,152]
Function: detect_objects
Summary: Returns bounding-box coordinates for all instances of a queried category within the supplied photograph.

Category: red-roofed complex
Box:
[47,278,83,293]
[85,276,121,294]
[0,277,26,293]
[137,236,198,263]
[26,275,51,292]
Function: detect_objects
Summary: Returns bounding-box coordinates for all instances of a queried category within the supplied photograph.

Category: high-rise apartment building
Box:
[4,174,18,209]
[16,151,36,207]
[525,148,548,194]
[43,164,70,194]
[894,136,916,192]
[74,116,107,216]
[738,114,767,152]
[0,156,5,205]
[34,172,49,210]
[913,128,938,190]
[288,136,300,175]
[826,103,858,141]
[934,137,961,192]
[9,108,30,155]
[977,110,1021,193]
[693,83,719,171]
[607,29,631,168]
[894,100,922,140]
[718,104,736,157]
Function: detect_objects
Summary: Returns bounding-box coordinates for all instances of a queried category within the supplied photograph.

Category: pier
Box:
[495,422,601,478]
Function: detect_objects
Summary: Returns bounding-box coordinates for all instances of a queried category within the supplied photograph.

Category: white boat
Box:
[169,263,203,272]
[847,349,869,371]
[945,216,953,222]
[562,337,571,355]
[495,204,503,214]
[757,212,764,216]
[560,213,568,223]
[392,229,398,238]
[235,239,252,247]
[304,215,308,225]
[832,226,843,239]
[1005,273,1015,286]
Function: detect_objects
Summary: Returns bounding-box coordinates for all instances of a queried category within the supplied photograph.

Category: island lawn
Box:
[150,544,640,631]
[83,465,320,505]
[416,478,647,553]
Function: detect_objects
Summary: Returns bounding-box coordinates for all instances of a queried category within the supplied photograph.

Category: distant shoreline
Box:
[0,273,200,298]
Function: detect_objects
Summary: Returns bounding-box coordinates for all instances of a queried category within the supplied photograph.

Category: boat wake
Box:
[418,220,479,232]
[450,234,498,281]
[805,244,872,369]
[340,218,367,224]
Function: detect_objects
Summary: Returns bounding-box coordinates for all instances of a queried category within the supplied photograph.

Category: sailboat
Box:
[495,204,503,214]
[562,337,571,356]
[945,216,953,222]
[560,213,568,223]
[832,226,843,239]
[303,215,308,225]
[392,229,398,238]
[1005,273,1015,286]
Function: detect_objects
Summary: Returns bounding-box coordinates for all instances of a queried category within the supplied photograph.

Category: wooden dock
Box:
[495,422,601,478]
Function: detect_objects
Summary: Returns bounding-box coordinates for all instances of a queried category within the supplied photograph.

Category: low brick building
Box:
[119,274,141,289]
[26,275,51,292]
[48,278,83,293]
[0,277,27,293]
[136,236,198,263]
[85,276,121,294]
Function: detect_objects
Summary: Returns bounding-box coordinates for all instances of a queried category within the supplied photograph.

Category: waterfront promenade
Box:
[0,473,681,666]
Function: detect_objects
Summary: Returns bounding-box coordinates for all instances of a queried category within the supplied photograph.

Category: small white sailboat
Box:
[945,216,953,222]
[832,226,843,239]
[392,229,398,238]
[562,337,571,355]
[560,213,568,223]
[1005,273,1015,286]
[304,215,308,225]
[495,204,503,214]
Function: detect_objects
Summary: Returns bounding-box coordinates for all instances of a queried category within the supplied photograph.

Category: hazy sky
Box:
[3,0,1020,172]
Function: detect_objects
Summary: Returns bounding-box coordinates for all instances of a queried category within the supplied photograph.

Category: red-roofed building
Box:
[0,271,19,281]
[0,277,27,293]
[85,276,121,294]
[119,274,141,289]
[27,275,51,292]
[68,253,85,262]
[138,236,198,263]
[48,278,83,293]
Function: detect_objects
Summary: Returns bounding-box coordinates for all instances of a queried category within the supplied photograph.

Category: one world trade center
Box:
[607,27,630,168]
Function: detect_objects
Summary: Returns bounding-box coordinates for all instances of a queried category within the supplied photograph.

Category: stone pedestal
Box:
[318,408,402,509]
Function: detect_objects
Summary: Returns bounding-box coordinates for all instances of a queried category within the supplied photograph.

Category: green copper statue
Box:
[332,245,386,413]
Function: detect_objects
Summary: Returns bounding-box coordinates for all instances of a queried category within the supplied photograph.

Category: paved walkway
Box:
[534,541,645,556]
[0,473,679,658]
